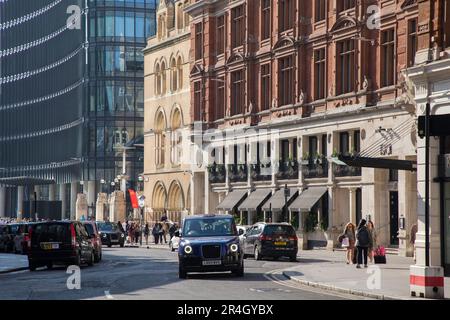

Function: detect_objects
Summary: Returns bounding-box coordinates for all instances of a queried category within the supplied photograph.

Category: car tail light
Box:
[259,235,272,241]
[289,235,298,242]
[70,224,77,249]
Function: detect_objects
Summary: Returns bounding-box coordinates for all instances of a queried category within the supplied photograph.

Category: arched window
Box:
[155,63,161,95]
[177,56,183,90]
[155,110,166,166]
[170,58,178,92]
[161,61,167,95]
[170,107,183,165]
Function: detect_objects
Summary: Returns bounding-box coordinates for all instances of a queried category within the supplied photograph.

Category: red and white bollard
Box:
[410,265,444,299]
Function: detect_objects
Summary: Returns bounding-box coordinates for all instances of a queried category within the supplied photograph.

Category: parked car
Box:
[178,214,244,279]
[28,221,95,271]
[96,221,125,247]
[0,224,13,253]
[13,223,31,254]
[169,228,181,252]
[82,221,102,262]
[242,222,298,262]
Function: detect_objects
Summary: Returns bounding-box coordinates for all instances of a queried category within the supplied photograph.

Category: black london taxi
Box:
[177,214,244,279]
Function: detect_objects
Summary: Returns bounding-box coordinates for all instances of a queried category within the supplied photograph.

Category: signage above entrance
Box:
[418,114,450,138]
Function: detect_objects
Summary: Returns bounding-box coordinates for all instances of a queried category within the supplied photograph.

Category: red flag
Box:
[128,189,139,209]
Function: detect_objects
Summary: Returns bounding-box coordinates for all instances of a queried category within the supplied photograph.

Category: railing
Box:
[249,163,272,181]
[302,157,329,179]
[228,164,248,183]
[207,163,226,183]
[333,163,361,177]
[277,160,299,180]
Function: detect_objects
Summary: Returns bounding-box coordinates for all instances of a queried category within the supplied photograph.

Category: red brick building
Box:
[184,0,450,280]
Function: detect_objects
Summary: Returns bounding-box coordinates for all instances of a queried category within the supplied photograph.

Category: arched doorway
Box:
[167,181,184,224]
[151,182,167,224]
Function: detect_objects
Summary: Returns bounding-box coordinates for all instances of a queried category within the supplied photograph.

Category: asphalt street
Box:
[0,247,360,300]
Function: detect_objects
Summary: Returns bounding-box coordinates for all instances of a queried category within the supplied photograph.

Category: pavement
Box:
[0,253,28,273]
[282,249,450,300]
[2,247,449,300]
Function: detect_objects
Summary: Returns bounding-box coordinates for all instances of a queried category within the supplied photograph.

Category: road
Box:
[0,247,359,300]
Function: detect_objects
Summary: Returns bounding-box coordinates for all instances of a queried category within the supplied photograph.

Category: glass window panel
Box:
[97,12,105,37]
[105,11,115,37]
[115,12,125,38]
[106,82,115,113]
[125,12,135,38]
[136,13,145,39]
[97,127,105,152]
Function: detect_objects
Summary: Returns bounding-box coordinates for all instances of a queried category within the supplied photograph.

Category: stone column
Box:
[59,184,66,219]
[271,137,280,186]
[70,182,78,220]
[86,181,96,216]
[49,184,56,201]
[17,186,24,220]
[349,188,357,224]
[0,187,6,218]
[96,193,108,221]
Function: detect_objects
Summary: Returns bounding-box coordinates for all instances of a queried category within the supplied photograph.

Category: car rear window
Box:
[97,222,118,232]
[84,223,95,236]
[263,225,295,236]
[32,223,71,243]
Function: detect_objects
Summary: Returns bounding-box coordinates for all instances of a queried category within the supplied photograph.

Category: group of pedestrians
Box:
[340,219,378,268]
[119,220,142,244]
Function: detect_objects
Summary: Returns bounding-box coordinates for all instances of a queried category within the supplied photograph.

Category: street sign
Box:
[138,195,146,208]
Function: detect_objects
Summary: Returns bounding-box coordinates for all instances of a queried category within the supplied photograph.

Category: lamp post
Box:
[284,184,290,223]
[138,175,144,246]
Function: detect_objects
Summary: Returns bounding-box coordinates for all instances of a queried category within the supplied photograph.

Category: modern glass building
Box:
[0,0,157,219]
[84,0,156,202]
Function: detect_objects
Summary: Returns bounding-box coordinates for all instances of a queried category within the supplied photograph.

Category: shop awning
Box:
[289,187,328,212]
[262,188,299,212]
[238,189,272,212]
[216,190,248,212]
[338,155,417,171]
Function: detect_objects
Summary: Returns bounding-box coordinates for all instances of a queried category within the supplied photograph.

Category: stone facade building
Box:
[143,0,195,225]
[186,0,422,255]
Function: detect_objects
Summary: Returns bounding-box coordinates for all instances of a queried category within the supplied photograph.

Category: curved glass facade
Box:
[85,0,156,187]
[0,0,157,217]
[0,0,85,183]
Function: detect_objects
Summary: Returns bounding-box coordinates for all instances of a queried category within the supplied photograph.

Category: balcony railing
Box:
[301,157,329,179]
[228,164,248,183]
[207,163,226,183]
[333,164,361,177]
[249,163,272,182]
[277,160,299,180]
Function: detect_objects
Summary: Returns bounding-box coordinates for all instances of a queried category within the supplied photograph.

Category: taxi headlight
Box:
[121,233,125,238]
[184,245,193,254]
[230,243,239,252]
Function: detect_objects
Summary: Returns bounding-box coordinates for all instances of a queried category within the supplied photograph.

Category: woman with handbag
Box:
[340,222,356,264]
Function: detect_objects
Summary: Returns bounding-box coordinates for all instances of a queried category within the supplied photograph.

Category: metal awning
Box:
[262,188,299,212]
[338,155,417,171]
[0,176,55,187]
[238,189,272,212]
[289,187,328,212]
[216,190,248,211]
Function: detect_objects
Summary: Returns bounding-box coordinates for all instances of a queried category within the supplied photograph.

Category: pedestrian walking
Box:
[144,223,150,245]
[162,220,170,244]
[158,222,164,244]
[134,223,141,244]
[339,222,356,264]
[367,221,377,263]
[152,223,160,244]
[169,223,177,240]
[355,219,373,269]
